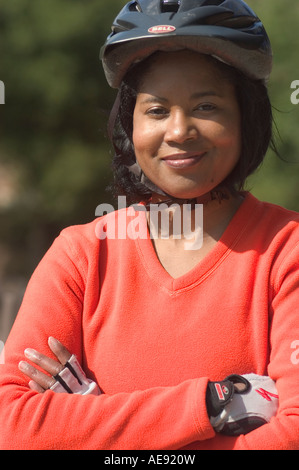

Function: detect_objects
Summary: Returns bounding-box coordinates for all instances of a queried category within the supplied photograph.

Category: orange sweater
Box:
[0,193,299,450]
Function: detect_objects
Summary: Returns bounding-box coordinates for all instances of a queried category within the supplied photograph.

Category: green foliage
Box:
[0,0,299,278]
[246,0,299,210]
[0,0,124,276]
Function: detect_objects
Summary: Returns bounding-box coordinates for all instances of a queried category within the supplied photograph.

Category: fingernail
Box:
[24,348,38,360]
[48,337,58,345]
[18,360,28,371]
[48,337,61,349]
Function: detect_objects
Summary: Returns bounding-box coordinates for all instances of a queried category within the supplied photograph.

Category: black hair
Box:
[108,52,278,205]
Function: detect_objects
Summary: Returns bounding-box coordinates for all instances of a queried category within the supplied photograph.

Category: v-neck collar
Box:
[134,192,257,295]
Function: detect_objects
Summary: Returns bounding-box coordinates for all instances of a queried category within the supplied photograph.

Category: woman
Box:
[0,0,298,450]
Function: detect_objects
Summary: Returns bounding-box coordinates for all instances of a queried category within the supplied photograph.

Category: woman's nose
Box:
[164,109,198,144]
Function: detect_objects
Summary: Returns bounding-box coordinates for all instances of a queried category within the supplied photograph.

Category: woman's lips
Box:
[162,152,206,169]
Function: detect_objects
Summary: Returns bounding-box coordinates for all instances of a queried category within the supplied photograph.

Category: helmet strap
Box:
[126,160,229,206]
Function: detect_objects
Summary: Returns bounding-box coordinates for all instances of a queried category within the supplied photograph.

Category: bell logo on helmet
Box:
[148,25,176,34]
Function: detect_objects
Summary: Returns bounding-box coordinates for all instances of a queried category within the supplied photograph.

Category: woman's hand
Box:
[18,337,72,393]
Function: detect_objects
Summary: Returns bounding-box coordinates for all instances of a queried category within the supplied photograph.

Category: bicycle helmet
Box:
[100,0,272,88]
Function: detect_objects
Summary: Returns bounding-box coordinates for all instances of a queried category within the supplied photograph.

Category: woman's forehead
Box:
[136,50,236,97]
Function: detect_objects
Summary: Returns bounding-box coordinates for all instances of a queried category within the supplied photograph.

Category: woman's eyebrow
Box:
[190,91,221,99]
[139,95,168,104]
[139,90,222,104]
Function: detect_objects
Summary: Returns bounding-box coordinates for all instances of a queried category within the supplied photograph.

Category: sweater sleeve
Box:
[233,243,299,450]
[0,229,214,450]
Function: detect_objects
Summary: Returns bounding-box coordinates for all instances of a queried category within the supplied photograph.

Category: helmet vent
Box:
[129,1,142,12]
[198,0,224,5]
[222,16,257,29]
[161,0,181,13]
[204,12,257,29]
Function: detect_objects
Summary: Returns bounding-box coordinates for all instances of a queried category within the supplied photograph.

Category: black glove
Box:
[206,374,279,436]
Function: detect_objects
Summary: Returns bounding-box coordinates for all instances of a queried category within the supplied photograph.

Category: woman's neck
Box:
[147,191,244,244]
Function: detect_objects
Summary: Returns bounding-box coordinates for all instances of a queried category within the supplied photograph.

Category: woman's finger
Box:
[19,338,73,392]
[48,337,72,365]
[18,361,56,390]
[29,380,46,393]
[24,347,64,377]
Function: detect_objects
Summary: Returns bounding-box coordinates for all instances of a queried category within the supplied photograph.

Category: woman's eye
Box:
[146,107,169,117]
[195,103,216,112]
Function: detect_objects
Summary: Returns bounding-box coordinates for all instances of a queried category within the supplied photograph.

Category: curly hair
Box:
[108,52,277,206]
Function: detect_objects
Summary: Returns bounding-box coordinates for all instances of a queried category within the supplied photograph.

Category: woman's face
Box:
[132,51,241,200]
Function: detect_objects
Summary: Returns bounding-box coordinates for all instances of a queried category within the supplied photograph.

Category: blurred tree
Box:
[0,0,124,277]
[247,0,299,210]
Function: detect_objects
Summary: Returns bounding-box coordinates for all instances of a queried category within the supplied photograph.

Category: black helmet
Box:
[100,0,272,88]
